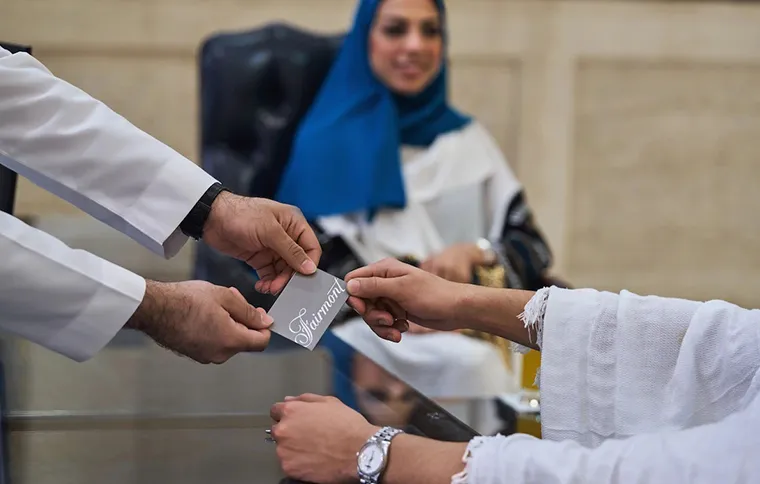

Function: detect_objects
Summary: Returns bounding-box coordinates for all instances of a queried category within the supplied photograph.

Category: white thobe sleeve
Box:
[0,47,216,258]
[458,394,760,484]
[0,211,145,362]
[455,287,760,483]
[0,47,217,361]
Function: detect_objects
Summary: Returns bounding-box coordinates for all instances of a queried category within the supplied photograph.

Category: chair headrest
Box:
[199,23,342,198]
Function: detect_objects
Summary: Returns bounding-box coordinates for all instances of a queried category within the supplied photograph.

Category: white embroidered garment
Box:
[456,288,760,483]
[326,122,521,400]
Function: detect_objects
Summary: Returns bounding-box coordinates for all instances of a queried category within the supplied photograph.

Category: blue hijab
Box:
[275,0,472,220]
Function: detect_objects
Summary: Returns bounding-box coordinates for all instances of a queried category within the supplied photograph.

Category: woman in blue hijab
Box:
[277,0,562,429]
[277,0,470,220]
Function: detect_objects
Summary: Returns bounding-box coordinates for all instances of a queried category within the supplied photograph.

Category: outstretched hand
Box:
[345,258,468,342]
[203,193,322,295]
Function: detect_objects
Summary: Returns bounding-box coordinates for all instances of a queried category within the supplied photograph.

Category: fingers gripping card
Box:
[268,270,349,350]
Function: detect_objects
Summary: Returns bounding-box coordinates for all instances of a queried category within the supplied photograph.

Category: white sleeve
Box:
[0,210,145,362]
[538,287,760,447]
[457,391,760,484]
[0,47,217,258]
[455,287,760,484]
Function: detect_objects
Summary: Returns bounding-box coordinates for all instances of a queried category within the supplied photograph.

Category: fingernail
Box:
[301,260,317,274]
[284,396,296,401]
[347,280,359,293]
[255,308,273,325]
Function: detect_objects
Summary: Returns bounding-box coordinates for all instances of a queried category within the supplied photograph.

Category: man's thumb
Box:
[271,227,317,275]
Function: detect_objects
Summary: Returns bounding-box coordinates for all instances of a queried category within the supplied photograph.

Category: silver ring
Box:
[264,428,276,444]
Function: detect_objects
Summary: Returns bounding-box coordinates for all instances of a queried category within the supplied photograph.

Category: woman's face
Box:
[369,0,444,96]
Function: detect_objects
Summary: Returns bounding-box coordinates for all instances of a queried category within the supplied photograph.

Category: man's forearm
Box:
[124,280,180,343]
[456,285,538,350]
[383,435,467,484]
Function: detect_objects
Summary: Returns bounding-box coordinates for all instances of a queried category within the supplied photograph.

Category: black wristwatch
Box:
[180,182,229,240]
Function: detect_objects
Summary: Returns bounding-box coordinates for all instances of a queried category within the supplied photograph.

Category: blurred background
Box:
[2,0,760,482]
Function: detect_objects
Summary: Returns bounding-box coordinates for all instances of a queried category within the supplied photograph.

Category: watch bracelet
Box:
[374,426,404,442]
[359,427,404,484]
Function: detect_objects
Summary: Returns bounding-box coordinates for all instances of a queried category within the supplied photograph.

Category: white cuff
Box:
[451,436,495,484]
[510,286,552,387]
[124,155,217,259]
[46,260,146,362]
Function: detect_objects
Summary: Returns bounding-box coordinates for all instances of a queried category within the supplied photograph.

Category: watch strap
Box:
[180,182,228,240]
[374,426,404,443]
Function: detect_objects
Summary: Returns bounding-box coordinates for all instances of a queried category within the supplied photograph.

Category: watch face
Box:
[358,442,385,476]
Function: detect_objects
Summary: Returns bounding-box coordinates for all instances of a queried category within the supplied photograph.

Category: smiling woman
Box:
[369,0,444,95]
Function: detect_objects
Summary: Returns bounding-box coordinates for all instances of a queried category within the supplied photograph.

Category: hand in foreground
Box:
[345,258,466,342]
[125,280,272,363]
[203,193,322,295]
[270,394,377,484]
[420,243,482,284]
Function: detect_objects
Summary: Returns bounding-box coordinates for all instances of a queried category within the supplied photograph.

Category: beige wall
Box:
[4,0,760,300]
[3,1,760,481]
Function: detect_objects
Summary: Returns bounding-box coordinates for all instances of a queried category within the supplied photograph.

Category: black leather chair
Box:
[194,23,344,310]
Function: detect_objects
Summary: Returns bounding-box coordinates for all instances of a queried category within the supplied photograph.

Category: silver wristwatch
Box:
[476,237,497,266]
[356,426,404,484]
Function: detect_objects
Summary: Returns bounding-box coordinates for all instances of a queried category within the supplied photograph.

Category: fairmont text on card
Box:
[268,270,349,350]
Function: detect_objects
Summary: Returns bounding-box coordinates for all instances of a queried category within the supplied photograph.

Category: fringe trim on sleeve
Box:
[511,287,551,387]
[451,436,496,484]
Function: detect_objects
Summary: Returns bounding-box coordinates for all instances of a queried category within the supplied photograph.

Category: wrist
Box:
[125,280,167,334]
[205,188,232,227]
[345,425,381,482]
[452,283,485,331]
[460,286,539,349]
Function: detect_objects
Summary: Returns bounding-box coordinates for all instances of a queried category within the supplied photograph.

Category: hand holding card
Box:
[268,270,349,350]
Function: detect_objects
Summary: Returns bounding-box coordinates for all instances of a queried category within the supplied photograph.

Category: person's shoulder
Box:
[433,119,488,144]
[443,120,505,158]
[464,120,499,142]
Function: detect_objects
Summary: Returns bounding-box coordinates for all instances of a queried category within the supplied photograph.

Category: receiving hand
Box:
[125,280,272,363]
[420,243,482,284]
[270,394,377,484]
[203,192,322,295]
[345,258,467,342]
